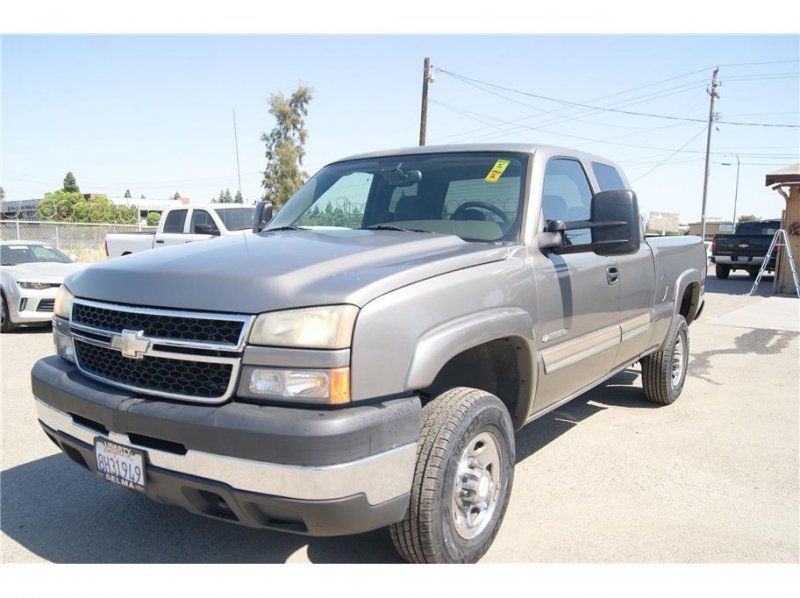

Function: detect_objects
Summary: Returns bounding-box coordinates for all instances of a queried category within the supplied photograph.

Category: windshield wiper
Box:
[264,225,305,232]
[363,224,433,234]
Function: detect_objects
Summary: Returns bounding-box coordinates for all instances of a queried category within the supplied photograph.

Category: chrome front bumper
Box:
[35,398,416,505]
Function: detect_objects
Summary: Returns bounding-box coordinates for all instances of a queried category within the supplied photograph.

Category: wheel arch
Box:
[406,308,535,428]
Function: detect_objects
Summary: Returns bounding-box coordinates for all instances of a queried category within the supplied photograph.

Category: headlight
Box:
[54,286,75,319]
[249,305,358,349]
[18,281,53,290]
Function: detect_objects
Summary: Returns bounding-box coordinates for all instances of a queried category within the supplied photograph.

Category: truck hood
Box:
[66,229,508,313]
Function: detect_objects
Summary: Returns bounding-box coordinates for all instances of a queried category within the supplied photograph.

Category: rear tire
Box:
[389,387,515,564]
[715,264,730,279]
[640,315,689,405]
[748,269,759,279]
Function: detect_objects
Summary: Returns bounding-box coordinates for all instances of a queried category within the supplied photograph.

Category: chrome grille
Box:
[69,299,253,404]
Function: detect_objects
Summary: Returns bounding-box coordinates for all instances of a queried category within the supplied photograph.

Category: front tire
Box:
[390,387,515,564]
[1,293,14,333]
[640,315,689,405]
[715,264,730,279]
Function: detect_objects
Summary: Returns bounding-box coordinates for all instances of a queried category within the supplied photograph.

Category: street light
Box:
[720,154,741,227]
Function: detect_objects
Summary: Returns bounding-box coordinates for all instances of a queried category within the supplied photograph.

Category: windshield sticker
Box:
[484,159,510,183]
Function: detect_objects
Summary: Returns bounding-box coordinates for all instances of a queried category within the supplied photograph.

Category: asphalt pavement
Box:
[1,269,797,563]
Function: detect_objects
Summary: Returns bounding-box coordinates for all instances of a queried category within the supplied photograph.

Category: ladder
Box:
[749,228,800,298]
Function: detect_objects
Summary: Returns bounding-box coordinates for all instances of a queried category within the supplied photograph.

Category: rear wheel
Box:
[390,387,515,564]
[640,315,689,405]
[715,264,730,279]
[748,268,759,279]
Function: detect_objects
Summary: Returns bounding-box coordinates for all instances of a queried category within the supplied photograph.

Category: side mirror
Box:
[590,189,640,256]
[252,200,274,233]
[543,190,640,256]
[195,223,220,236]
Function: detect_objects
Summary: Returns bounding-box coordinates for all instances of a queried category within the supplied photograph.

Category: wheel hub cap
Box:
[671,334,685,387]
[452,431,502,540]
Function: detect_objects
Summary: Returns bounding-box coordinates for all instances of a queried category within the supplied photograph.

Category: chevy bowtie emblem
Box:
[110,329,152,359]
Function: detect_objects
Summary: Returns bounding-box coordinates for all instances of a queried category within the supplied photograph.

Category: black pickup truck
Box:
[710,219,781,279]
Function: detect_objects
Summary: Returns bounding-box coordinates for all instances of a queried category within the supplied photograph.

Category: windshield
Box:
[1,244,73,266]
[268,152,529,243]
[217,207,255,231]
[736,220,780,236]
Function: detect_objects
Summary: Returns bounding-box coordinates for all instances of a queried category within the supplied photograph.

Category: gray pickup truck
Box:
[32,143,706,563]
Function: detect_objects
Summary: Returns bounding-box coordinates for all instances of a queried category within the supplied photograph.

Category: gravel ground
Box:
[1,269,797,563]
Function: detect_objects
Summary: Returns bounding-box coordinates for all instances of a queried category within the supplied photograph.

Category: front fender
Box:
[406,307,533,389]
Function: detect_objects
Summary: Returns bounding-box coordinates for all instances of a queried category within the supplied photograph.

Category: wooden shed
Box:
[765,164,800,294]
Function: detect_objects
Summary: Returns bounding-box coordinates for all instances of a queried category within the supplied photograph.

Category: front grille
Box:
[37,299,55,312]
[74,341,233,399]
[72,302,244,345]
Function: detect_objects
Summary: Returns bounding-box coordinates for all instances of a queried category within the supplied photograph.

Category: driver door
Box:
[530,158,622,413]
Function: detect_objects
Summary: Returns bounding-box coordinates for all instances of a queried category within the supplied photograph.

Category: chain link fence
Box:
[1,220,156,262]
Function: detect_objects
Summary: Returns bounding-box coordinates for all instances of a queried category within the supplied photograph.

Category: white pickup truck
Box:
[104,204,256,258]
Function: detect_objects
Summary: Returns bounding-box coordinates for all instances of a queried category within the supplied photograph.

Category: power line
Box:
[435,67,800,128]
[631,127,708,182]
[430,99,799,159]
[432,73,711,143]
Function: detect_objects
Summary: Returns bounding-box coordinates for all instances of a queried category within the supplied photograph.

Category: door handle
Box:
[155,239,165,244]
[606,266,620,285]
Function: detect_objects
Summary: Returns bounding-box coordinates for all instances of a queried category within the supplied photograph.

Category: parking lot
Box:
[1,269,797,563]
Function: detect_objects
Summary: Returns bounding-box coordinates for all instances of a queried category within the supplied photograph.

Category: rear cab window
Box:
[162,209,188,233]
[591,162,626,191]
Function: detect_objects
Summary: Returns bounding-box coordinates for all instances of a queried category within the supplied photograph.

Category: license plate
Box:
[94,439,146,492]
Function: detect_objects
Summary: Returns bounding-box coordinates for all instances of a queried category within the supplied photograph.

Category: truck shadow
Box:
[704,271,774,297]
[2,369,651,564]
[514,368,655,463]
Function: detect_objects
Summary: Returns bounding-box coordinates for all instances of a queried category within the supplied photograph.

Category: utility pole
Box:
[700,67,720,242]
[232,108,242,199]
[419,57,431,146]
[722,154,741,225]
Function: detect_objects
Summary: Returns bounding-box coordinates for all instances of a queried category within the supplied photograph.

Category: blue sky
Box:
[2,35,798,222]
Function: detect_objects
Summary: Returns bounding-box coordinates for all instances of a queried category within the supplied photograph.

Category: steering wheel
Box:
[451,201,511,226]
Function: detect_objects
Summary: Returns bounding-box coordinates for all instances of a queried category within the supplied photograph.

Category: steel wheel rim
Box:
[671,333,686,387]
[452,431,502,540]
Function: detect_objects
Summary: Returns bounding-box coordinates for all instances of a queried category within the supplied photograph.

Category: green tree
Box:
[146,211,160,226]
[140,194,146,199]
[737,214,760,225]
[124,189,132,198]
[172,192,181,200]
[0,186,5,200]
[234,190,243,203]
[261,85,313,208]
[215,189,234,203]
[62,172,80,193]
[38,190,137,224]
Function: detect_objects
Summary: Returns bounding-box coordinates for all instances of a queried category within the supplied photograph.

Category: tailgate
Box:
[714,235,773,257]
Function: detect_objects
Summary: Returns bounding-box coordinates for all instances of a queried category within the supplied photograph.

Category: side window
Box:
[190,209,219,234]
[592,162,626,191]
[162,209,188,234]
[296,172,374,228]
[542,159,593,245]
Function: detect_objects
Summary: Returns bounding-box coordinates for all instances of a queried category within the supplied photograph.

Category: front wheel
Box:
[390,387,515,564]
[715,264,730,279]
[1,293,14,333]
[640,315,689,405]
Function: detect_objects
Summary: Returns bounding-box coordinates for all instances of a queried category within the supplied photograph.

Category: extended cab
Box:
[104,204,255,258]
[710,218,781,279]
[33,144,706,563]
